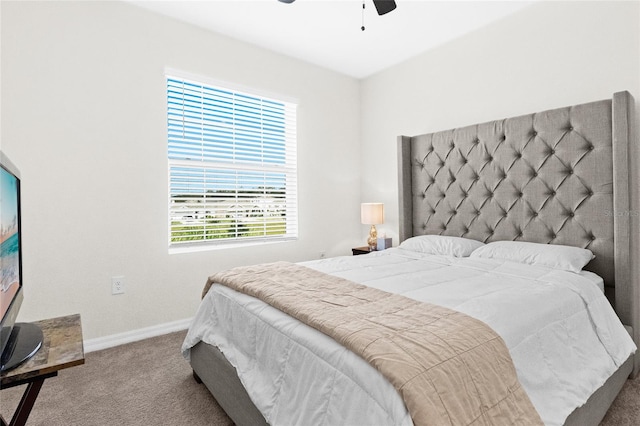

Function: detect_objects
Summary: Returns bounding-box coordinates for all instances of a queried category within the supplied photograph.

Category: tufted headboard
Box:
[397,92,637,358]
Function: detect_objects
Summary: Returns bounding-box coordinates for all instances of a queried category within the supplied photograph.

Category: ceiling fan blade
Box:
[372,0,396,15]
[277,0,397,17]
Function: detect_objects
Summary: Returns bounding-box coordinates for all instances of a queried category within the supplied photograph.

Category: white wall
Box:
[361,0,640,243]
[1,1,362,340]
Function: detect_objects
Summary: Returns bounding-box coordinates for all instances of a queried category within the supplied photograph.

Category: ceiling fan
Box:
[277,0,397,16]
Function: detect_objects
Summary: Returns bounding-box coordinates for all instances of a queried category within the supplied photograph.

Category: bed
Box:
[182,91,639,426]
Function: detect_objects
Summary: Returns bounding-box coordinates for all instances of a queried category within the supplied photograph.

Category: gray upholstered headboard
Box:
[398,91,637,373]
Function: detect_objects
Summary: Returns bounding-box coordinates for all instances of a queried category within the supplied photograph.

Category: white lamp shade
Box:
[361,203,384,225]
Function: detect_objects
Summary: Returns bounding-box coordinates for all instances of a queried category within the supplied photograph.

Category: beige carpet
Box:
[1,330,638,425]
[1,331,232,426]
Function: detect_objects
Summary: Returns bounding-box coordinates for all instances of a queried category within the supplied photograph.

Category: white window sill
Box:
[168,237,298,255]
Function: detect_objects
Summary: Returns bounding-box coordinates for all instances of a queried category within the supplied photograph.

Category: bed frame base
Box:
[191,341,268,426]
[191,341,633,426]
[564,355,633,425]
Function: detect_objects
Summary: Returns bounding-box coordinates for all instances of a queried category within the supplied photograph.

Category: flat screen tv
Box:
[1,151,42,372]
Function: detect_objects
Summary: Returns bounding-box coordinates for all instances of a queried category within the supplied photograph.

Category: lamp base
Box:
[367,224,378,251]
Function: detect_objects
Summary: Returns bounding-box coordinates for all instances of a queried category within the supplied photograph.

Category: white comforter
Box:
[182,248,636,426]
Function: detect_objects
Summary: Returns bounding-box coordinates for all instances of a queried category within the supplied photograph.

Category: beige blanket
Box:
[205,261,542,426]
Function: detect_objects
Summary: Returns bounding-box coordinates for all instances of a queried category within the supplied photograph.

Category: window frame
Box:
[166,70,298,253]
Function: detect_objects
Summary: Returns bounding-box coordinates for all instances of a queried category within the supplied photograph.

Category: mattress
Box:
[182,248,636,426]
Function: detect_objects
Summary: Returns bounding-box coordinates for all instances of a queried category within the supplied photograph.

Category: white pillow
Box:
[399,235,485,257]
[470,241,594,273]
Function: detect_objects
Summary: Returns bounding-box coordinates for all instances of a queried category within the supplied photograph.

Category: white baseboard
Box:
[84,317,192,353]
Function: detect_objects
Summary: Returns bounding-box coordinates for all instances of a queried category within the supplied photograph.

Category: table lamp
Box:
[361,203,384,251]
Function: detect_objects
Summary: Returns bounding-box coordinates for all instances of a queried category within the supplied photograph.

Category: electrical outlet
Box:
[112,276,125,295]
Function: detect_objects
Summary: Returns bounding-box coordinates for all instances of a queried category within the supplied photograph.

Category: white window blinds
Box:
[167,75,298,248]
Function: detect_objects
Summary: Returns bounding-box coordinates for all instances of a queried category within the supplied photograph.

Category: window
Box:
[167,74,297,249]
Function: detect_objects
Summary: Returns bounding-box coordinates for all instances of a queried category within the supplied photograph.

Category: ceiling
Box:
[129,0,533,79]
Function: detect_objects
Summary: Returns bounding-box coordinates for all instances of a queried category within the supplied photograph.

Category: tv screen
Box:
[1,151,42,372]
[1,159,21,322]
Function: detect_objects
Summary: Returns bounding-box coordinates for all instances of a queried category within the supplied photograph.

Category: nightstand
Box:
[352,246,372,255]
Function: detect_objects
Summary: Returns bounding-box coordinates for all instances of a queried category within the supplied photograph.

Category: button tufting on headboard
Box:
[401,99,616,286]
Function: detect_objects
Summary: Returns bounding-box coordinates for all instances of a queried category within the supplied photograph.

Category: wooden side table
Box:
[352,246,373,255]
[1,314,84,426]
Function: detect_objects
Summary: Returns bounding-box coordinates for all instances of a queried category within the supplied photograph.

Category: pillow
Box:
[399,235,485,257]
[470,241,594,273]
